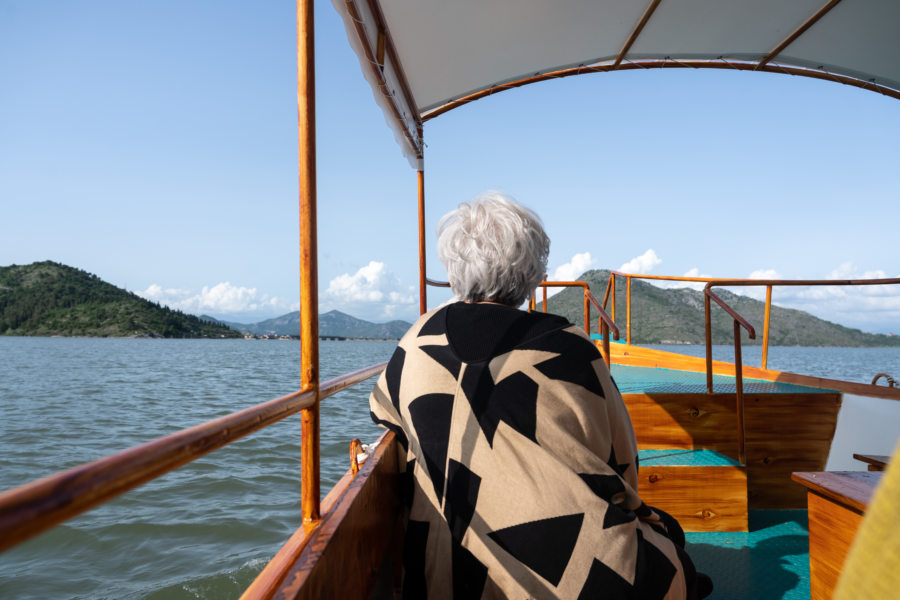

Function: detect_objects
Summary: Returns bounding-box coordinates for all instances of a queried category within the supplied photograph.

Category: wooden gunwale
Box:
[0,362,387,555]
[241,431,401,600]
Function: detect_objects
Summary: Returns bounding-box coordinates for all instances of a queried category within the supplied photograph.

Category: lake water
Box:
[1,338,899,599]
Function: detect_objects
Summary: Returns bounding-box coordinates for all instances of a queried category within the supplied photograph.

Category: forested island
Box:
[0,262,239,338]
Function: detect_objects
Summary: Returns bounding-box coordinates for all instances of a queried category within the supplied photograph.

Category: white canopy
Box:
[333,0,900,166]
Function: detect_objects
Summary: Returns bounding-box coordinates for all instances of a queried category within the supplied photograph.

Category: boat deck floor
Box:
[686,510,810,600]
[609,364,830,395]
[608,363,817,597]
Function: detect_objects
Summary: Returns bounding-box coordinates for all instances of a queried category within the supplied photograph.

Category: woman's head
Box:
[437,192,549,306]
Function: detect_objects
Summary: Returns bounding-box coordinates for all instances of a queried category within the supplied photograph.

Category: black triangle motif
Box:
[370,410,408,451]
[460,363,539,446]
[451,537,488,600]
[417,307,448,337]
[420,344,462,378]
[529,331,605,397]
[443,460,482,540]
[607,443,631,479]
[401,458,416,507]
[403,519,430,598]
[603,503,638,529]
[487,371,539,443]
[577,558,632,599]
[384,346,406,412]
[633,530,678,599]
[487,513,585,586]
[408,393,454,501]
[579,472,625,500]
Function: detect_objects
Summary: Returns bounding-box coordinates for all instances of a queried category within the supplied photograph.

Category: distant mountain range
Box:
[4,261,897,346]
[538,269,900,347]
[205,310,412,339]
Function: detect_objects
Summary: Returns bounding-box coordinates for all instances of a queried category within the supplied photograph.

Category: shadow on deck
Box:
[686,510,809,600]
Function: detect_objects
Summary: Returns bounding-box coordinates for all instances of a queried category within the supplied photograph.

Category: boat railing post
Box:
[601,321,611,368]
[734,320,747,464]
[543,284,548,313]
[626,275,632,345]
[298,0,320,525]
[582,286,590,334]
[761,284,772,369]
[704,286,713,393]
[610,275,616,323]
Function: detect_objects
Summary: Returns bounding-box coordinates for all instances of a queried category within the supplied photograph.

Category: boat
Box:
[2,1,900,598]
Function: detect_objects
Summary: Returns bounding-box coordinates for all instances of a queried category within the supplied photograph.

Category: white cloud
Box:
[748,269,781,280]
[761,262,900,331]
[322,261,416,321]
[136,282,290,317]
[551,252,596,282]
[546,252,596,298]
[619,249,661,275]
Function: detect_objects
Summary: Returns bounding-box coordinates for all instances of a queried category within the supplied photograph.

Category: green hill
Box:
[538,269,900,347]
[0,261,240,338]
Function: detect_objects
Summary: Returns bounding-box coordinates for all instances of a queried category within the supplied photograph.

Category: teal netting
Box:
[610,364,831,395]
[685,511,810,600]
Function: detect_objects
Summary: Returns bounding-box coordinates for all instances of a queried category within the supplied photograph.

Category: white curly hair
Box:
[437,192,549,306]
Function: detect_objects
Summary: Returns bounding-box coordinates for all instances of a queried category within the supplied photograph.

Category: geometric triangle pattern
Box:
[487,513,584,586]
[370,303,688,599]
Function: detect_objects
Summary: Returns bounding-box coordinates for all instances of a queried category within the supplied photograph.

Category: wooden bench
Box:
[792,470,883,600]
[638,449,747,532]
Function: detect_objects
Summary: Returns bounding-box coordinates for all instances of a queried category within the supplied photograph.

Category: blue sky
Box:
[2,1,899,333]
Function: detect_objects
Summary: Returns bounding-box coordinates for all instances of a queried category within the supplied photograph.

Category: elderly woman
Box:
[370,193,708,599]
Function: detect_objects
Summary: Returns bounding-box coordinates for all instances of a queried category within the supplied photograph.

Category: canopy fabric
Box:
[333,0,900,166]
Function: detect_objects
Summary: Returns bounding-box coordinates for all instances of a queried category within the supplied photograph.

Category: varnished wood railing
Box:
[530,280,620,367]
[703,287,757,464]
[0,361,387,554]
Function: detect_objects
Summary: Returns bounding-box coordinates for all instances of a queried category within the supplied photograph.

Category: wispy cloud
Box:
[136,282,293,318]
[321,261,416,321]
[633,258,900,333]
[757,262,900,332]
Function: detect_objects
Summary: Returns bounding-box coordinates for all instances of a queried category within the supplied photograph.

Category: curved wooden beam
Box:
[422,59,900,122]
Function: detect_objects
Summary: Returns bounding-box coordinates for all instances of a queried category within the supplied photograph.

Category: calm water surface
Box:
[0,338,394,600]
[1,338,899,598]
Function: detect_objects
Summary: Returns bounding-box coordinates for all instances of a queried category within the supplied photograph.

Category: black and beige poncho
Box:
[370,302,689,599]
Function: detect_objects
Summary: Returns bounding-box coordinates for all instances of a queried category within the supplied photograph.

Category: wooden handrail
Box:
[532,281,620,367]
[0,361,388,554]
[425,277,451,288]
[586,290,620,367]
[705,288,757,338]
[703,286,757,465]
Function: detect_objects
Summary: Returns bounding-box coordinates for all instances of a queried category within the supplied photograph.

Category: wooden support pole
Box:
[762,285,772,369]
[417,168,426,315]
[705,292,713,393]
[297,0,320,525]
[610,276,616,322]
[626,276,632,345]
[734,321,746,464]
